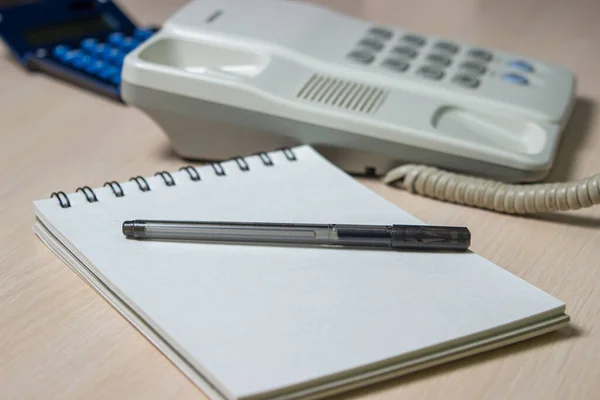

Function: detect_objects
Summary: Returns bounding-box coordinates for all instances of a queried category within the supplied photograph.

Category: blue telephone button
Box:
[508,60,534,73]
[134,28,153,41]
[502,73,529,85]
[52,45,70,59]
[108,32,125,47]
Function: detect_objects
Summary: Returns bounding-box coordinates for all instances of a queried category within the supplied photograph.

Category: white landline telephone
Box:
[122,0,599,214]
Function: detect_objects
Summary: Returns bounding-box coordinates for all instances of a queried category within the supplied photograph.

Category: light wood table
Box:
[1,0,599,398]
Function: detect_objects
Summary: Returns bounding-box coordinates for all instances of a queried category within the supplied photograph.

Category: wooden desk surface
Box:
[1,0,599,398]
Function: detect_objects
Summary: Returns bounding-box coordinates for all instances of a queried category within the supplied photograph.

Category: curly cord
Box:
[382,165,600,214]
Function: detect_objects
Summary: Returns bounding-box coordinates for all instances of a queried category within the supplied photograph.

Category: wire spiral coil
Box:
[49,148,295,209]
[383,164,600,214]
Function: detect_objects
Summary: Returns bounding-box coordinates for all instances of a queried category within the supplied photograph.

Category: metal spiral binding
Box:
[51,191,71,208]
[104,181,124,197]
[254,151,274,166]
[155,171,176,186]
[130,176,151,192]
[76,186,98,203]
[230,156,250,171]
[279,147,297,161]
[211,162,226,176]
[179,166,201,181]
[49,148,297,208]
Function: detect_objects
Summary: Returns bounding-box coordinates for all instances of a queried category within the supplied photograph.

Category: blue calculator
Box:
[0,0,157,101]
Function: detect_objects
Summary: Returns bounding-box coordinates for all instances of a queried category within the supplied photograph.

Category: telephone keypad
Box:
[346,27,541,90]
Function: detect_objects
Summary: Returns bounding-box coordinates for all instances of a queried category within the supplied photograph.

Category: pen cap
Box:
[391,225,471,251]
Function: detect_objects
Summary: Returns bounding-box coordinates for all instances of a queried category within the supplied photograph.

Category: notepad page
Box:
[34,146,565,399]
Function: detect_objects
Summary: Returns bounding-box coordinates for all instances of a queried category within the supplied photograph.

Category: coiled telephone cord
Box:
[383,165,600,214]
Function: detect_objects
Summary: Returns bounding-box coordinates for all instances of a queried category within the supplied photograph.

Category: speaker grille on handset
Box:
[296,74,387,114]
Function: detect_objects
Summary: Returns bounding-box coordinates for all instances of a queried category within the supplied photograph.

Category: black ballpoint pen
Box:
[122,220,471,251]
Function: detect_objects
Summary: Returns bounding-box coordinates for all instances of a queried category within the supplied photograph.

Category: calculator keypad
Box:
[50,27,155,88]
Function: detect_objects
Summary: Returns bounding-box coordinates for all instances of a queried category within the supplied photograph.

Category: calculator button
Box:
[85,60,105,74]
[102,47,120,63]
[468,49,493,62]
[62,49,82,63]
[459,61,486,75]
[119,37,137,52]
[401,34,426,47]
[452,74,480,88]
[426,53,452,67]
[98,65,118,80]
[381,58,409,72]
[80,38,98,53]
[392,46,418,59]
[434,41,459,54]
[347,50,375,64]
[67,53,82,65]
[114,52,126,66]
[108,32,125,47]
[87,43,105,58]
[508,59,534,73]
[72,54,91,69]
[134,28,154,41]
[358,38,384,51]
[502,73,528,85]
[52,45,70,59]
[417,65,445,80]
[111,74,122,86]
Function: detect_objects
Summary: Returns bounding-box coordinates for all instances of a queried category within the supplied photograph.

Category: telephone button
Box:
[358,38,385,51]
[508,60,535,73]
[417,65,445,80]
[401,34,426,47]
[468,49,493,62]
[367,27,393,40]
[502,73,529,85]
[382,58,410,72]
[347,50,375,64]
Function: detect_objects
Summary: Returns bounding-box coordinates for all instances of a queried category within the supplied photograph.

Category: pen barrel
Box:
[334,225,393,247]
[391,225,471,251]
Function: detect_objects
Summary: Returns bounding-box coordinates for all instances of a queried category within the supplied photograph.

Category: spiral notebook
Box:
[33,145,568,400]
